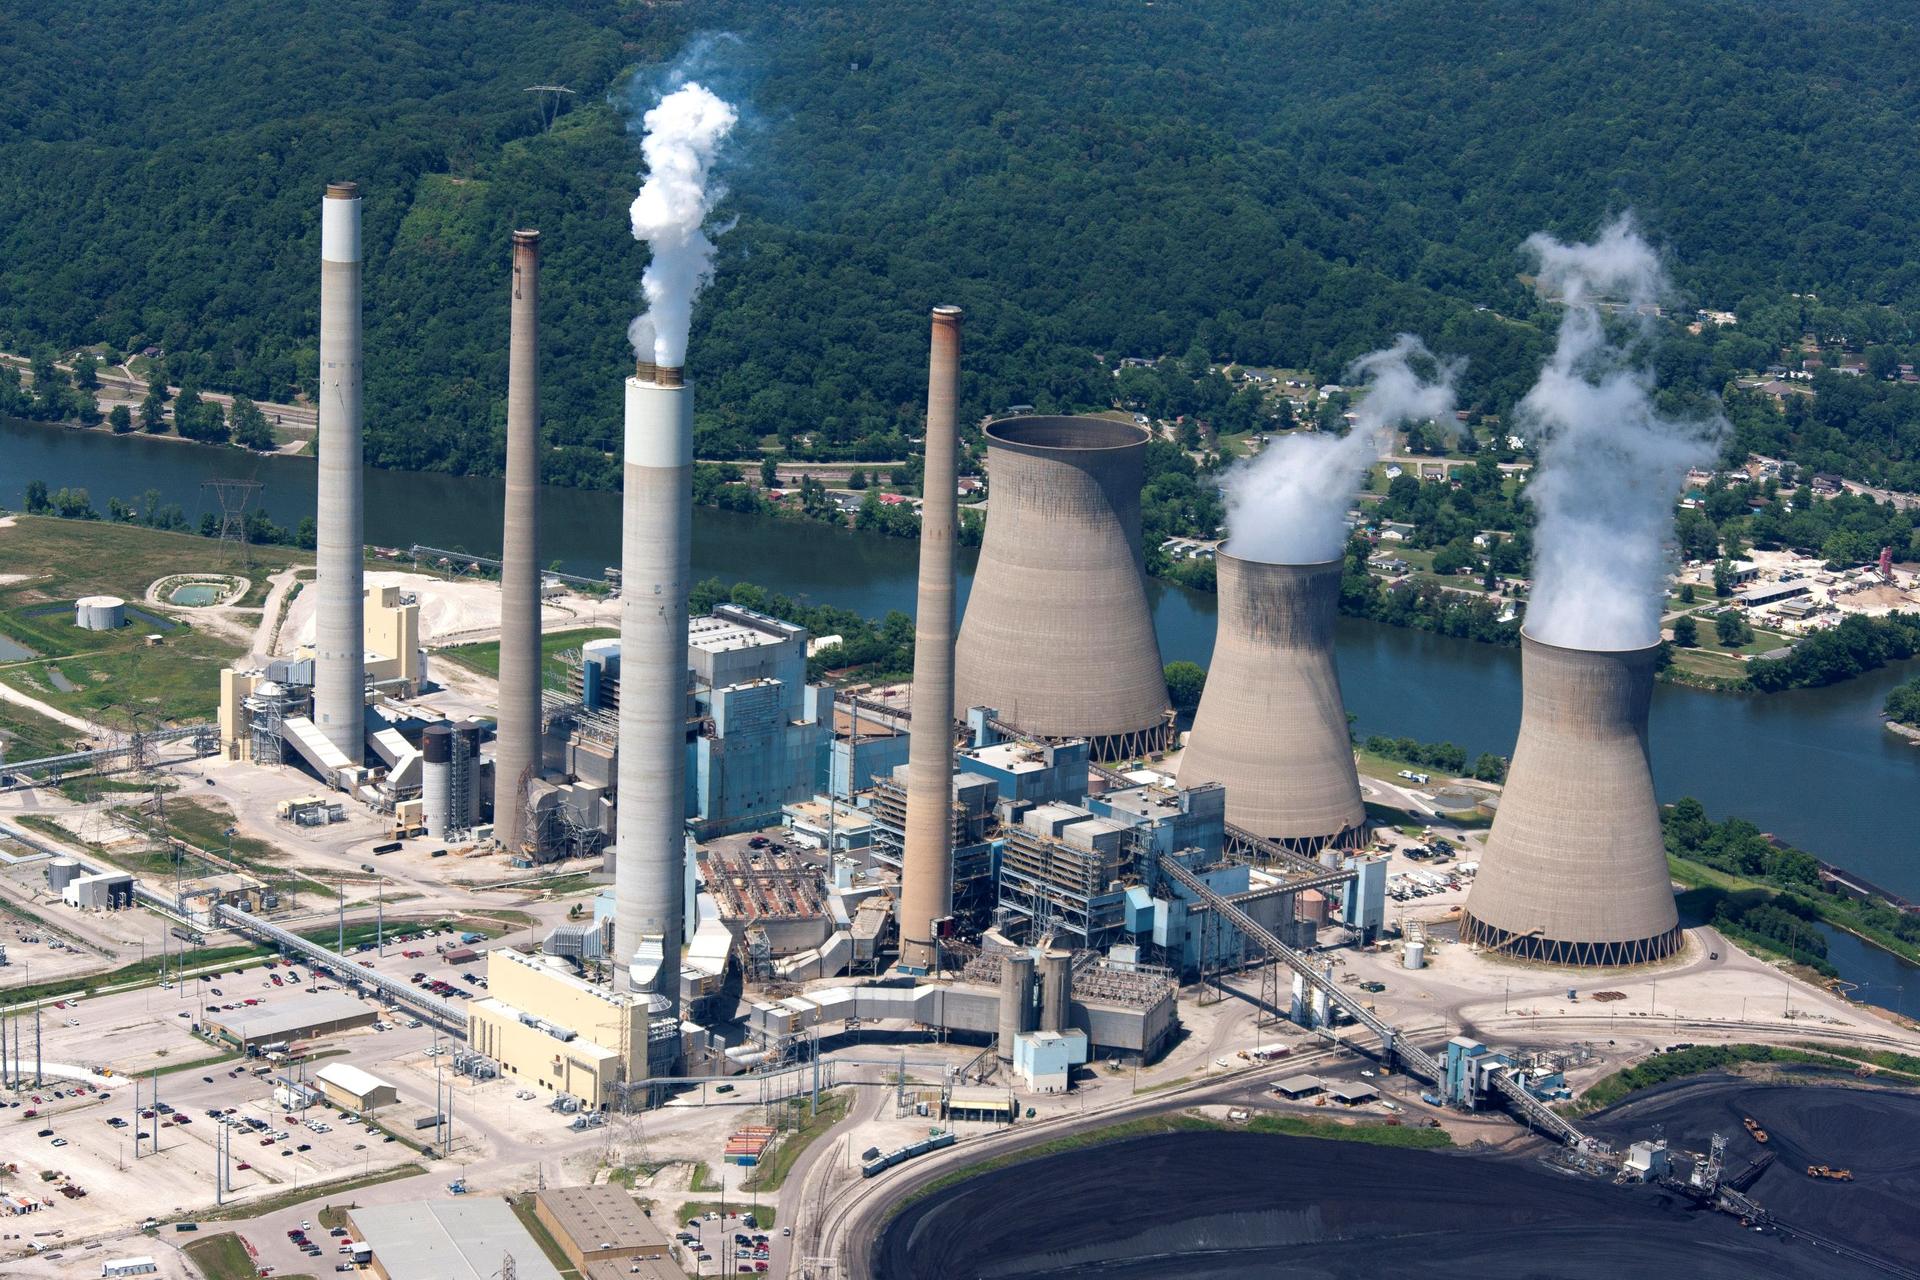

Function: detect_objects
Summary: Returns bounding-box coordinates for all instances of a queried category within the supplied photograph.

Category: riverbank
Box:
[1670,852,1920,972]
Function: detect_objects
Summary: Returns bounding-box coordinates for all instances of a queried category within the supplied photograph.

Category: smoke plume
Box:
[1517,216,1727,650]
[628,81,737,368]
[1224,335,1460,565]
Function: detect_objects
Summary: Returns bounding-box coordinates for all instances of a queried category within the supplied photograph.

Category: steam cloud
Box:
[1517,215,1727,650]
[1224,335,1460,565]
[628,81,738,367]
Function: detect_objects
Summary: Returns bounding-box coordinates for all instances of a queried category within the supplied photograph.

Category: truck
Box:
[458,932,483,945]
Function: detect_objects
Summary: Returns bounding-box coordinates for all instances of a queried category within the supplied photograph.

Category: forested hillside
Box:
[2,0,1918,486]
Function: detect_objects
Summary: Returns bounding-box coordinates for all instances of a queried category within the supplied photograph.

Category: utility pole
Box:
[34,1002,42,1086]
[337,879,346,954]
[377,877,385,955]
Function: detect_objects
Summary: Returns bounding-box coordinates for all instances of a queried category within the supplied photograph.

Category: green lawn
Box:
[0,697,77,760]
[1,944,264,1007]
[183,1232,268,1280]
[679,1200,777,1228]
[0,514,306,607]
[437,626,618,686]
[1563,1043,1901,1117]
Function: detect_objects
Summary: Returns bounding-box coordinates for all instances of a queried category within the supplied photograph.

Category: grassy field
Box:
[743,1090,853,1190]
[1670,853,1920,968]
[0,516,309,725]
[1,944,263,1007]
[1564,1043,1897,1117]
[184,1162,423,1224]
[679,1200,777,1228]
[183,1232,288,1280]
[437,626,618,685]
[0,697,79,760]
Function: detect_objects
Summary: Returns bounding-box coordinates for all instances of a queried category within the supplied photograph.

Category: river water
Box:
[4,418,1917,919]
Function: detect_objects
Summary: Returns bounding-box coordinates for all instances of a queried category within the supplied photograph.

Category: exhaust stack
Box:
[493,230,542,851]
[1177,553,1366,852]
[898,305,962,972]
[1460,633,1682,966]
[614,362,692,1009]
[953,416,1173,758]
[314,181,365,764]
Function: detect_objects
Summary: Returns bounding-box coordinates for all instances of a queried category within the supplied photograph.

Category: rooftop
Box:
[314,1061,393,1096]
[351,1199,565,1280]
[535,1185,670,1255]
[689,604,803,655]
[205,990,374,1041]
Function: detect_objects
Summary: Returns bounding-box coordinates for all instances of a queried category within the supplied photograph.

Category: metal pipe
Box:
[614,364,691,1025]
[314,181,365,763]
[898,305,962,972]
[494,229,543,852]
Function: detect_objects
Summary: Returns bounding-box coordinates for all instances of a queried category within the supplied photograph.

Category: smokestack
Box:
[1460,633,1682,966]
[614,364,692,1010]
[954,416,1173,758]
[493,230,542,852]
[314,181,365,764]
[898,305,962,973]
[1178,553,1367,852]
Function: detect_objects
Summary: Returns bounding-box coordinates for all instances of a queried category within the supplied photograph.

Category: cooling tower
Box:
[954,416,1172,757]
[614,362,691,1008]
[314,181,365,763]
[1178,553,1366,852]
[493,229,542,852]
[898,305,962,973]
[1460,633,1682,966]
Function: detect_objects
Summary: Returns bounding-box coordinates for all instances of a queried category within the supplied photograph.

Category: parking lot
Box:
[676,1206,791,1277]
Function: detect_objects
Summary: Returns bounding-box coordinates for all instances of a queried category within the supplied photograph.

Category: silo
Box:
[422,722,454,840]
[954,416,1172,758]
[1178,553,1366,852]
[74,596,126,631]
[997,951,1035,1061]
[1038,950,1071,1033]
[1403,940,1426,971]
[1460,634,1682,966]
[46,858,81,892]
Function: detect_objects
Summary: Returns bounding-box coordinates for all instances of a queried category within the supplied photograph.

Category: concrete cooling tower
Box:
[1460,633,1682,967]
[954,416,1173,759]
[1178,553,1366,853]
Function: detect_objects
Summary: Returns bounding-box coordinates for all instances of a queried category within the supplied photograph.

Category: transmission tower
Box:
[525,84,576,132]
[202,473,263,567]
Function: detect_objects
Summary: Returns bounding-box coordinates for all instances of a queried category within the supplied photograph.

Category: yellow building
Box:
[466,949,655,1108]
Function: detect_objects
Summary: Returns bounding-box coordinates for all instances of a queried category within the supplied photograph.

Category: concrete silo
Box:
[1460,633,1682,966]
[954,416,1172,758]
[1177,553,1366,853]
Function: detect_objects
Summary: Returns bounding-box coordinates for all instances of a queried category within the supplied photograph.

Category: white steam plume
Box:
[1224,335,1460,565]
[1517,215,1727,651]
[628,81,737,368]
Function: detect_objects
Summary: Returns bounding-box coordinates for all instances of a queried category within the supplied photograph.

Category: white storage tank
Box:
[75,595,126,631]
[1404,940,1427,970]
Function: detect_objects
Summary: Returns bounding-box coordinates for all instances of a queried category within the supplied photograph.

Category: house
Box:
[1383,464,1403,479]
[1377,523,1413,543]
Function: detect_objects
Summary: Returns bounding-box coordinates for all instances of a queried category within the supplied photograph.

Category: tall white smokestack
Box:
[898,305,962,973]
[314,181,365,764]
[614,361,690,1006]
[493,230,542,851]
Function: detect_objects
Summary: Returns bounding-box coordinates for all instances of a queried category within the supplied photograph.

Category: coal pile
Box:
[875,1128,1884,1278]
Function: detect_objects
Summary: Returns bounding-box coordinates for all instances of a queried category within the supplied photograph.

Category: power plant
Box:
[898,305,962,973]
[314,181,366,764]
[613,357,692,1007]
[1178,552,1367,854]
[1460,633,1683,966]
[492,229,543,853]
[954,415,1174,759]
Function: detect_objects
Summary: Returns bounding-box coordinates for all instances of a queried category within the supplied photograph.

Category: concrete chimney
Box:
[614,362,692,1011]
[1178,552,1367,853]
[898,305,962,973]
[493,230,542,852]
[1460,633,1682,966]
[314,181,365,764]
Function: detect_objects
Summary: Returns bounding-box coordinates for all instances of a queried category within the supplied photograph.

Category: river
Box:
[3,417,1917,921]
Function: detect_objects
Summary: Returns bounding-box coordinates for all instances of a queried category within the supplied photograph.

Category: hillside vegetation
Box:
[2,1,1919,486]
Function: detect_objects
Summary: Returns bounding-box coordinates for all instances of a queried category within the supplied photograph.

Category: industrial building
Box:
[203,990,377,1049]
[62,870,133,910]
[701,842,832,957]
[348,1199,566,1280]
[1461,635,1683,966]
[954,415,1175,759]
[1178,552,1369,854]
[313,1061,399,1111]
[532,1186,676,1279]
[466,948,678,1108]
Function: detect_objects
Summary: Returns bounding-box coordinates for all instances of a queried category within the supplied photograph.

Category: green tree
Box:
[1679,582,1695,604]
[848,468,868,490]
[229,394,274,449]
[24,479,49,513]
[1885,676,1920,727]
[1712,560,1735,597]
[1163,660,1207,711]
[1672,615,1699,647]
[759,456,779,488]
[1715,610,1753,648]
[71,351,98,388]
[140,386,168,432]
[108,403,132,433]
